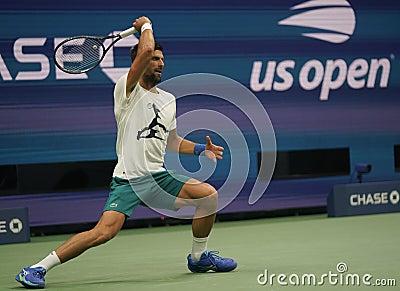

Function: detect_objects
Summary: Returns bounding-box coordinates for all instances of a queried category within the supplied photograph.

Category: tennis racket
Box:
[54,27,137,74]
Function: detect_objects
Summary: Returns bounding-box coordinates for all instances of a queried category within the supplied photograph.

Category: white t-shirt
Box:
[112,73,177,179]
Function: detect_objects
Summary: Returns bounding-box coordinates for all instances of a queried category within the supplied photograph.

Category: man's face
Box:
[143,50,164,85]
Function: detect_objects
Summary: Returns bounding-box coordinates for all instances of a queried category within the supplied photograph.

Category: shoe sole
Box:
[15,275,45,289]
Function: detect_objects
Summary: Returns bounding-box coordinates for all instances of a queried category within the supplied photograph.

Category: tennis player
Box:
[15,16,237,289]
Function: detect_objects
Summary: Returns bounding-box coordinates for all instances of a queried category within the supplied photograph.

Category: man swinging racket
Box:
[15,16,237,289]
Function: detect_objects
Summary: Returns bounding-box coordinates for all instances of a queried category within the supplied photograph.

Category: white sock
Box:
[191,236,208,261]
[31,251,61,271]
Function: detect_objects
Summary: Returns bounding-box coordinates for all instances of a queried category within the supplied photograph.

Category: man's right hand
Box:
[133,16,151,32]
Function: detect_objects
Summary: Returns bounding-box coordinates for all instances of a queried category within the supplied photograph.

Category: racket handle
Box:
[119,27,137,38]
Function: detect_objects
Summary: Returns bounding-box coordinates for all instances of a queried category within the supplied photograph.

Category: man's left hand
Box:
[205,136,224,163]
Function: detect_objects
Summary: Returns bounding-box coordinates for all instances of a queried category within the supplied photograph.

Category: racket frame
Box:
[53,27,137,74]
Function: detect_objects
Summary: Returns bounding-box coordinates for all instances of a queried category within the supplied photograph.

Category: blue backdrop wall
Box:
[1,0,399,225]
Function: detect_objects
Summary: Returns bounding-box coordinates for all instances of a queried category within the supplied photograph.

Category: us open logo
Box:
[250,0,392,101]
[278,0,356,43]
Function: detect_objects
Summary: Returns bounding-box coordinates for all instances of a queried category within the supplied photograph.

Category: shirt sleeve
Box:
[114,73,140,106]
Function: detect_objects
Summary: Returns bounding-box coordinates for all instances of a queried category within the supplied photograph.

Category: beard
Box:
[143,72,162,86]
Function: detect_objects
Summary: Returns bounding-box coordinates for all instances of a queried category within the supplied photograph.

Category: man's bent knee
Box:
[204,183,218,197]
[193,183,218,214]
[175,180,218,209]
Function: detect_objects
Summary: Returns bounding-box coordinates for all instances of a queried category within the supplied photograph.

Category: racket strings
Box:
[55,38,104,73]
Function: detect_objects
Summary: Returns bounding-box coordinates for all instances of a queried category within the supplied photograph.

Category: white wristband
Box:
[141,22,153,34]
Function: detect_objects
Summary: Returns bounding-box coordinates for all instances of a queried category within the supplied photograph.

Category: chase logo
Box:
[278,0,356,43]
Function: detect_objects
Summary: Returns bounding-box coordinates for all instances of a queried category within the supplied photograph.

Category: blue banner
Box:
[327,181,400,217]
[0,207,30,244]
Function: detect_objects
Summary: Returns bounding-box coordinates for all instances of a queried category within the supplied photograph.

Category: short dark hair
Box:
[130,42,163,63]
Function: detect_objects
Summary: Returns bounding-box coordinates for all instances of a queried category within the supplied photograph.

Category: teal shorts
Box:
[103,170,190,217]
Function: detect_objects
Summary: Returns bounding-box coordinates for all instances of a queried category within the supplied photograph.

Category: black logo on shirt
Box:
[137,103,168,140]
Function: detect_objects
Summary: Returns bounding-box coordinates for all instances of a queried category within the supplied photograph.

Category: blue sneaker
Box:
[187,251,237,273]
[15,267,46,289]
